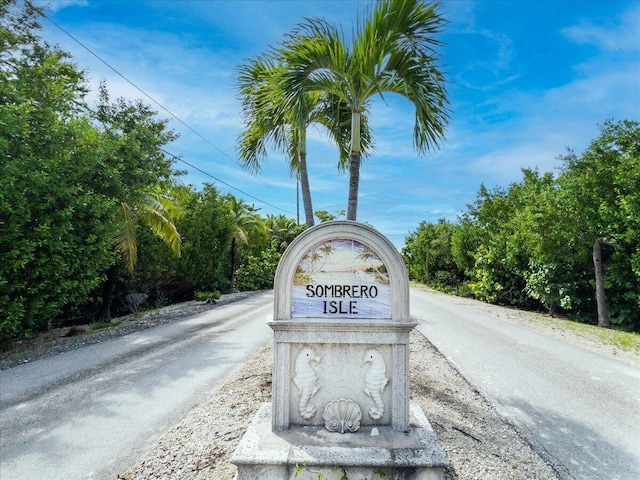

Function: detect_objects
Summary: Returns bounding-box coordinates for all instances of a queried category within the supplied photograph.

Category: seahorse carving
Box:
[363,348,388,420]
[293,347,321,420]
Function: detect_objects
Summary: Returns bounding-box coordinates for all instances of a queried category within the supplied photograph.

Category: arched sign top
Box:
[273,221,409,321]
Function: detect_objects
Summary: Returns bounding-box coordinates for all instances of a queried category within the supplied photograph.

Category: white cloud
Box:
[562,4,640,53]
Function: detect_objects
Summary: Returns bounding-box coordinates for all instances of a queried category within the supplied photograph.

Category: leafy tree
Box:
[128,183,206,307]
[315,210,345,223]
[177,185,235,294]
[94,85,182,320]
[558,120,640,329]
[112,187,182,274]
[406,120,639,332]
[234,247,282,292]
[128,224,181,308]
[403,219,463,293]
[228,213,304,295]
[0,0,116,339]
[456,170,580,310]
[511,171,578,315]
[459,183,529,305]
[280,0,449,220]
[450,218,480,279]
[226,195,265,291]
[266,214,305,253]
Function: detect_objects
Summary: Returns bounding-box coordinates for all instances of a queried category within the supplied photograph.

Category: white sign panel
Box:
[292,239,391,318]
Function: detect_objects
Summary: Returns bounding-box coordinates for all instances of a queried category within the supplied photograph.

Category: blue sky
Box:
[36,0,640,248]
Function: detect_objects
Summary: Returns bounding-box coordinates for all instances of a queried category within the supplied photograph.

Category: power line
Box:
[41,11,295,215]
[161,149,293,213]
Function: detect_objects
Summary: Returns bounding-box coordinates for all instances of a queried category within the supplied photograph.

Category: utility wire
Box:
[42,11,296,215]
[161,149,290,212]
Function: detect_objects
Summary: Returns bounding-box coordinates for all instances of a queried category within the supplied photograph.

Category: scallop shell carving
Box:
[322,398,362,434]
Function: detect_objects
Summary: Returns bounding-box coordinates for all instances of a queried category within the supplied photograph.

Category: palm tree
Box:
[100,187,182,320]
[226,195,264,292]
[357,245,389,283]
[280,0,449,220]
[266,214,304,253]
[114,189,182,273]
[237,51,370,227]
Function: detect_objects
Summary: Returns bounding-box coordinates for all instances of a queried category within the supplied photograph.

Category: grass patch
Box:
[600,329,640,352]
[411,281,640,354]
[548,317,639,352]
[195,291,221,303]
[89,320,123,332]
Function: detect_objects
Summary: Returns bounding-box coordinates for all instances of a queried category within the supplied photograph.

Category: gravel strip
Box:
[0,292,258,370]
[118,330,559,480]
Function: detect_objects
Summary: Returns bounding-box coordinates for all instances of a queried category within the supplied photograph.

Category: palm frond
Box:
[136,192,182,256]
[237,54,292,173]
[114,202,139,273]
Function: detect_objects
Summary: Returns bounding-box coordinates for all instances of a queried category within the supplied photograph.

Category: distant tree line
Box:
[0,1,303,341]
[402,119,640,332]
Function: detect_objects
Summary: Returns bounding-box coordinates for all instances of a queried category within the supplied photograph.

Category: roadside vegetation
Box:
[0,1,300,342]
[412,283,640,356]
[2,0,451,343]
[2,0,636,346]
[403,119,640,333]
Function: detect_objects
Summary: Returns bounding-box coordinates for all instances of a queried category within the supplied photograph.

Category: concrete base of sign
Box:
[231,402,449,480]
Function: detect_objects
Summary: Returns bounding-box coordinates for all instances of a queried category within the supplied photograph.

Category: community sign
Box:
[292,239,391,318]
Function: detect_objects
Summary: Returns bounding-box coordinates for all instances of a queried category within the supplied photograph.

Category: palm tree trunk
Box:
[593,237,612,328]
[347,150,361,221]
[299,151,314,228]
[98,264,117,322]
[229,236,237,293]
[347,111,362,221]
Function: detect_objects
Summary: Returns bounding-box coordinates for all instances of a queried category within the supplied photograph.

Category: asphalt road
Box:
[3,288,639,480]
[411,288,640,480]
[0,291,273,480]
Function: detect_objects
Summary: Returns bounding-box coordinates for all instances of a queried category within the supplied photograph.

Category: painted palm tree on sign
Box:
[357,245,389,284]
[280,0,449,221]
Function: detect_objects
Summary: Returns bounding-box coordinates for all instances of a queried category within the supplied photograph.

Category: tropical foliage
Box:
[233,247,282,292]
[95,84,182,275]
[403,120,640,332]
[238,0,448,221]
[237,54,358,227]
[1,1,116,338]
[6,0,634,345]
[176,185,236,294]
[0,1,303,341]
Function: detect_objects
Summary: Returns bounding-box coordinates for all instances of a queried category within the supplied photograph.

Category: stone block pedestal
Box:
[231,403,449,480]
[231,222,450,479]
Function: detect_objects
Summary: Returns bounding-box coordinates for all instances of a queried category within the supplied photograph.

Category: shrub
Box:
[234,247,281,291]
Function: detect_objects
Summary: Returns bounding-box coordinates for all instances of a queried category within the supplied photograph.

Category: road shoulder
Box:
[118,330,559,480]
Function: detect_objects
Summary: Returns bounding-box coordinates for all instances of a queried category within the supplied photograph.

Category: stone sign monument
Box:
[232,221,448,479]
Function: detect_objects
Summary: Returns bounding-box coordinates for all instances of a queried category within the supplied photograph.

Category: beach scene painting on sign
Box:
[292,239,391,318]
